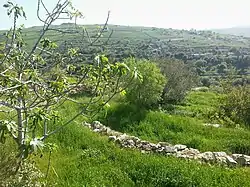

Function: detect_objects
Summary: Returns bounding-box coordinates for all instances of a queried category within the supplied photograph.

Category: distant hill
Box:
[0,24,249,76]
[212,27,250,37]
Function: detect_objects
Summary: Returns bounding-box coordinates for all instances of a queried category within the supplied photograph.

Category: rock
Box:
[130,136,140,142]
[93,128,101,133]
[82,122,91,128]
[109,130,122,136]
[92,121,102,129]
[103,127,112,135]
[136,143,142,148]
[126,139,135,146]
[216,156,227,164]
[179,148,200,159]
[201,152,215,162]
[149,143,159,151]
[141,140,150,145]
[164,146,177,153]
[156,147,165,153]
[189,148,200,155]
[213,152,227,158]
[108,136,117,142]
[142,144,152,151]
[225,156,237,166]
[232,154,250,166]
[203,123,221,128]
[85,121,250,168]
[116,134,128,143]
[159,142,171,146]
[174,144,187,151]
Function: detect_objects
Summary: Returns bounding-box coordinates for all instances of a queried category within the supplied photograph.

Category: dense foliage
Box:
[125,58,166,107]
[1,1,250,186]
[157,58,198,104]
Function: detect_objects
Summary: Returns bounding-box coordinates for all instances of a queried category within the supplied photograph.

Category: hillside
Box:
[212,27,250,37]
[1,23,249,78]
[1,22,250,186]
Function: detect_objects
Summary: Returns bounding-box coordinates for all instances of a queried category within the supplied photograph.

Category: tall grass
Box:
[37,123,250,187]
[99,101,250,155]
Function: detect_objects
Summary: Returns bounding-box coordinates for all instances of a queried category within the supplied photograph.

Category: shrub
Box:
[157,59,198,104]
[220,84,250,127]
[124,58,166,108]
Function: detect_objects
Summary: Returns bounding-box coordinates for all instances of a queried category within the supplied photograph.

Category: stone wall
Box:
[83,121,250,167]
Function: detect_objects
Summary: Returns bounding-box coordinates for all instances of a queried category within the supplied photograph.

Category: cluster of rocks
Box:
[83,121,250,167]
[203,123,221,128]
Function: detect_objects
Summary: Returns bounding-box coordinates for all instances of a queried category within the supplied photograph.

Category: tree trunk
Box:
[17,108,24,146]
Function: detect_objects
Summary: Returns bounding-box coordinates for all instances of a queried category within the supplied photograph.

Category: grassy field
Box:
[32,90,250,186]
[34,123,250,187]
[99,92,250,155]
[1,89,250,186]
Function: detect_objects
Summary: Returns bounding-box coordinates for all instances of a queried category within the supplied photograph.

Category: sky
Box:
[0,0,250,30]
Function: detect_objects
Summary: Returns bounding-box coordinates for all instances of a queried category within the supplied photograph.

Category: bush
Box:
[124,58,166,108]
[157,59,198,104]
[220,84,250,127]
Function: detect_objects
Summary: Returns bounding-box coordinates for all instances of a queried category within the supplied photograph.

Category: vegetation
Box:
[157,58,198,104]
[125,58,166,107]
[0,0,250,186]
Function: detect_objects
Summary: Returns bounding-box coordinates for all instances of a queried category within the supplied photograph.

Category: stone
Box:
[141,140,150,145]
[92,121,102,129]
[85,121,250,168]
[93,128,101,133]
[142,144,152,151]
[156,147,165,153]
[189,148,200,155]
[174,144,187,151]
[103,127,112,135]
[130,136,140,142]
[225,156,237,166]
[82,122,91,128]
[201,152,215,162]
[126,139,135,146]
[203,123,221,128]
[108,136,117,142]
[216,156,227,164]
[164,146,177,153]
[149,143,159,151]
[116,134,128,143]
[213,152,227,158]
[159,142,171,146]
[232,154,250,166]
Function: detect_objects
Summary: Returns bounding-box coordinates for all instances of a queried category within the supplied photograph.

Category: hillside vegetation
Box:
[1,1,250,187]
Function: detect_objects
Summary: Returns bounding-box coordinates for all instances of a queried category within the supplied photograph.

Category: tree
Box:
[157,59,198,104]
[0,0,136,162]
[124,58,166,108]
[220,79,250,127]
[217,62,228,74]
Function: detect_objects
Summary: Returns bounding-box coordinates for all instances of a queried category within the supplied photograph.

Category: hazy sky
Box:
[0,0,249,30]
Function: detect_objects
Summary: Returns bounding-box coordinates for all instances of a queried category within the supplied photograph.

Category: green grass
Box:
[36,123,250,187]
[174,91,223,120]
[98,91,250,155]
[2,91,250,186]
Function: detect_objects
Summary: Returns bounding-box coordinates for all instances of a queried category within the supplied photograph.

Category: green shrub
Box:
[124,58,166,108]
[220,84,250,127]
[157,59,198,104]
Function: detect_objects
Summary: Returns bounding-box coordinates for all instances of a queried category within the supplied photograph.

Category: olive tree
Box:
[157,58,198,104]
[0,0,136,161]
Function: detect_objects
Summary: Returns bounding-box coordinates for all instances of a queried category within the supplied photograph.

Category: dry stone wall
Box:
[83,121,250,167]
